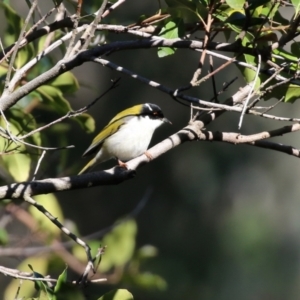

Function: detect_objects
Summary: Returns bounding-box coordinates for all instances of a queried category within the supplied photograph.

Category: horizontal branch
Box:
[0,167,134,200]
[0,121,203,200]
[200,123,300,144]
[248,140,300,157]
[97,57,297,123]
[0,37,249,112]
[0,17,75,61]
[0,119,298,200]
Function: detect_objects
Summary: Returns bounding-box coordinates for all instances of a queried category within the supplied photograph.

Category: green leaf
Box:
[29,194,64,238]
[291,42,300,58]
[248,0,271,10]
[263,82,300,103]
[239,33,261,90]
[35,85,95,133]
[1,151,31,181]
[76,113,95,133]
[100,219,137,272]
[158,18,184,57]
[260,2,280,19]
[165,0,207,22]
[0,62,8,78]
[226,0,245,9]
[27,266,61,300]
[273,48,299,63]
[53,267,75,300]
[4,257,49,299]
[136,245,158,259]
[37,85,72,114]
[7,108,41,148]
[50,72,79,94]
[132,273,167,290]
[225,11,245,25]
[15,46,34,69]
[54,268,67,293]
[98,289,134,300]
[54,279,85,300]
[0,3,23,45]
[158,46,175,57]
[282,84,300,103]
[0,228,8,245]
[28,264,51,295]
[292,0,300,16]
[0,109,38,182]
[225,11,266,27]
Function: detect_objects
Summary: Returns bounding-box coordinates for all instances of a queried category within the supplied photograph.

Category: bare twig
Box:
[23,195,95,284]
[0,187,152,257]
[0,265,107,284]
[68,0,108,57]
[3,0,38,95]
[248,140,300,157]
[101,0,126,18]
[19,79,120,140]
[238,53,261,129]
[32,150,46,181]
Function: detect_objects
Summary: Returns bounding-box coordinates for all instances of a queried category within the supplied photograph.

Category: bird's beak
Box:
[162,117,172,125]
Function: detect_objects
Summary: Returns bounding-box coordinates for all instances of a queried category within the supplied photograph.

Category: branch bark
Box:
[0,119,299,201]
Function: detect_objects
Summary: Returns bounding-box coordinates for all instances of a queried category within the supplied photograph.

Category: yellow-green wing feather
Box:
[108,105,141,125]
[82,105,141,157]
[82,119,124,157]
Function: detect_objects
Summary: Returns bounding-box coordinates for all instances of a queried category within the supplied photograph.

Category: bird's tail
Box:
[78,157,96,175]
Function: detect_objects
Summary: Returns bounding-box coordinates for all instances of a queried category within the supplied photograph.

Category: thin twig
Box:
[238,53,261,129]
[69,0,108,57]
[3,0,38,95]
[0,265,107,284]
[101,0,126,18]
[209,55,218,102]
[32,150,46,181]
[0,187,152,258]
[248,140,300,157]
[23,195,95,284]
[19,79,120,140]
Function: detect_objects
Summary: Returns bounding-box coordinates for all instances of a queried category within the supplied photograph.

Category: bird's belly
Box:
[104,122,153,161]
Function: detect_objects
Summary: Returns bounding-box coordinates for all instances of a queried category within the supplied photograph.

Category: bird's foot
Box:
[144,151,153,160]
[118,159,128,169]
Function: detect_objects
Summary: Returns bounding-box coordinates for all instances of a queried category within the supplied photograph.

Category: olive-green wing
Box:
[82,105,141,157]
[107,105,141,125]
[82,119,124,157]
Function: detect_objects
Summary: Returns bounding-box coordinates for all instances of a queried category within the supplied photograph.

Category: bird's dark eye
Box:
[151,111,164,119]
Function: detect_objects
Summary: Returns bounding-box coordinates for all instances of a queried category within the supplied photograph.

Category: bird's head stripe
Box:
[145,103,153,111]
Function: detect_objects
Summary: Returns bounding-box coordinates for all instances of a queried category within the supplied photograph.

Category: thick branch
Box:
[1,119,298,199]
[0,17,75,61]
[0,37,251,112]
[0,122,203,200]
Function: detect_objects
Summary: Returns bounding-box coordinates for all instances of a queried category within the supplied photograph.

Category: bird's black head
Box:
[141,103,165,119]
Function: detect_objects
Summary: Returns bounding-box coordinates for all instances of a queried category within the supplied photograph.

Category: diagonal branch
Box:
[23,195,94,284]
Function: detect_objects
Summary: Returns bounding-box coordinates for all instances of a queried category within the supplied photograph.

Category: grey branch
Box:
[0,120,299,201]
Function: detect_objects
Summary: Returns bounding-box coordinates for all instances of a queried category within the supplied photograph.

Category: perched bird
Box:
[78,103,171,174]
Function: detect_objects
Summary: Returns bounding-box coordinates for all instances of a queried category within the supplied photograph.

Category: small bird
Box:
[78,103,171,174]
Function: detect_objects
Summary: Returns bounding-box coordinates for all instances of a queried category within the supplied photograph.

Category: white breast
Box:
[97,116,163,162]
